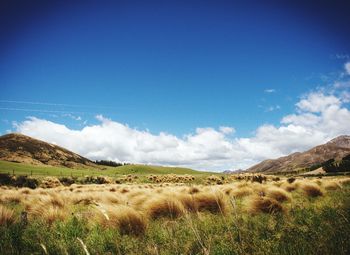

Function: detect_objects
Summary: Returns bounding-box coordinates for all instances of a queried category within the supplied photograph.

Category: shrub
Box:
[59,177,76,186]
[0,173,12,185]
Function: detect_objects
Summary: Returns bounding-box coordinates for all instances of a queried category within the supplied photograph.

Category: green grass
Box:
[0,160,208,177]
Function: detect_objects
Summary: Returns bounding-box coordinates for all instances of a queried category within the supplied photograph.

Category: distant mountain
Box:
[0,133,96,168]
[246,135,350,173]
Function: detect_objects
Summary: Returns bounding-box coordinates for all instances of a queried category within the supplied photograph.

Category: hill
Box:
[0,160,204,177]
[246,135,350,173]
[0,133,204,176]
[0,133,96,168]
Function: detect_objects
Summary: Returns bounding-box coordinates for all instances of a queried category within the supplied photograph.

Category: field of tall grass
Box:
[1,175,350,255]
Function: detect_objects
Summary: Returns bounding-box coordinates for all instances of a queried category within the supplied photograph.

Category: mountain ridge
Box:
[246,135,350,173]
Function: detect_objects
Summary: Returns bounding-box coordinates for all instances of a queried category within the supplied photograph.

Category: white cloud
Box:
[296,92,340,113]
[219,126,235,134]
[13,91,350,172]
[264,89,276,93]
[345,62,350,75]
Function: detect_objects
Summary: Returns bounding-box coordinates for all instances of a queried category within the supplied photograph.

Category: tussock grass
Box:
[96,205,147,236]
[265,187,291,202]
[230,187,253,198]
[247,196,284,214]
[339,178,350,186]
[0,205,15,225]
[188,186,200,194]
[144,196,185,219]
[281,183,297,192]
[300,182,323,197]
[1,192,22,204]
[176,194,198,212]
[323,181,342,191]
[193,192,228,214]
[1,176,350,254]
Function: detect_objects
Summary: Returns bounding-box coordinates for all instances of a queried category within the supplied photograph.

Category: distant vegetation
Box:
[323,154,350,173]
[94,160,131,167]
[306,154,350,173]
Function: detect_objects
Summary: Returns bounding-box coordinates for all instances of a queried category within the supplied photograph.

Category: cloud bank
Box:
[13,89,350,171]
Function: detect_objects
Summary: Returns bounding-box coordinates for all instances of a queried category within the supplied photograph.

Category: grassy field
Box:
[1,176,349,255]
[0,160,206,177]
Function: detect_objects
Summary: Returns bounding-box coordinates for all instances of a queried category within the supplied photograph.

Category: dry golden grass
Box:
[40,177,62,188]
[0,205,15,225]
[193,192,228,215]
[323,181,342,191]
[95,205,147,236]
[281,182,297,192]
[300,182,323,197]
[339,178,350,186]
[230,187,253,198]
[265,187,291,202]
[188,186,200,194]
[144,195,185,219]
[0,191,23,204]
[247,196,284,214]
[1,176,348,235]
[176,193,198,212]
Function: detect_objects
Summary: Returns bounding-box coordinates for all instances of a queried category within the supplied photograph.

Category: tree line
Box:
[94,160,132,167]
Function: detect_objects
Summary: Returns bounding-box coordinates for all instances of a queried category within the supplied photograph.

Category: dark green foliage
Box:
[306,154,350,173]
[0,174,38,189]
[58,177,76,186]
[13,176,38,189]
[0,173,12,185]
[94,160,131,167]
[323,156,350,173]
[82,175,110,184]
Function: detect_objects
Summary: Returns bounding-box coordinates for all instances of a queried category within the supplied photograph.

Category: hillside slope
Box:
[0,133,203,175]
[246,135,350,173]
[0,133,96,168]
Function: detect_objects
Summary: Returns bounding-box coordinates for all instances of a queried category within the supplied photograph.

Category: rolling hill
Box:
[0,133,96,168]
[0,133,203,176]
[246,135,350,173]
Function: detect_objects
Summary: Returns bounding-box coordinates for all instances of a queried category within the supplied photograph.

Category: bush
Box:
[59,177,76,186]
[14,176,38,189]
[0,173,12,185]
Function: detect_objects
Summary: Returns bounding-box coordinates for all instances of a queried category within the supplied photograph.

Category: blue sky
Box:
[1,1,350,171]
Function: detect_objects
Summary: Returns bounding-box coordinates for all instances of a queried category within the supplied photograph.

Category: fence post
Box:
[31,171,33,176]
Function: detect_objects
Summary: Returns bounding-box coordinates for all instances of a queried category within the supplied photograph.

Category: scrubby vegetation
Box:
[0,176,349,254]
